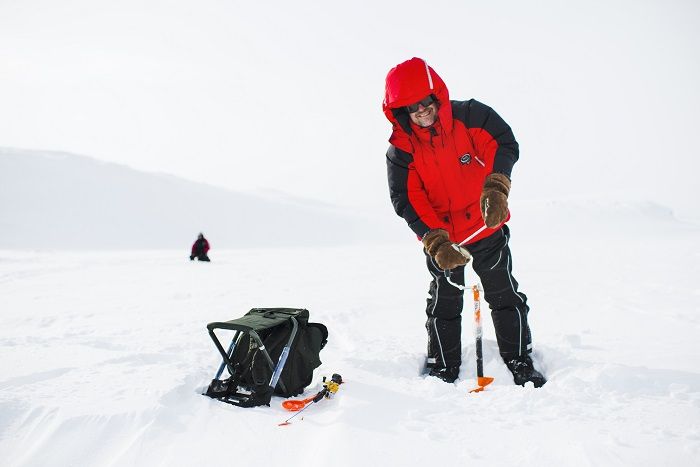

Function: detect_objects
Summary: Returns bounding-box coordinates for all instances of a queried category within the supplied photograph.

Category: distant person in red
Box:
[190,233,210,262]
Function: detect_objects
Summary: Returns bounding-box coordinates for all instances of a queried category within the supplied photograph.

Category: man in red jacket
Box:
[383,57,545,387]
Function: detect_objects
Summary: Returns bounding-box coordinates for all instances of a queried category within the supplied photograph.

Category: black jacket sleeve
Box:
[452,99,519,178]
[386,146,431,238]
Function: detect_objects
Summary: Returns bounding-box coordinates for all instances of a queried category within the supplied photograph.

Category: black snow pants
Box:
[424,224,532,369]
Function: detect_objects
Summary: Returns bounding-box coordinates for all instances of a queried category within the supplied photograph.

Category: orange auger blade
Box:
[469,376,495,393]
[478,376,494,386]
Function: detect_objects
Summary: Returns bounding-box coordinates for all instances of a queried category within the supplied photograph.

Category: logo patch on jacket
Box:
[459,153,472,165]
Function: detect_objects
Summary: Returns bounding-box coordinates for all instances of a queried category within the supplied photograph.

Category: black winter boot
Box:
[428,365,460,383]
[505,355,546,388]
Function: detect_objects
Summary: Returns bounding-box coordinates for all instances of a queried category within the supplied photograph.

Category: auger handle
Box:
[458,224,488,246]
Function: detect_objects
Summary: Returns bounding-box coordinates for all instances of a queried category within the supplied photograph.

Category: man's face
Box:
[407,95,438,128]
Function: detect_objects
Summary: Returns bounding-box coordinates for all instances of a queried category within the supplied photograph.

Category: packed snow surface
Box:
[1,206,699,466]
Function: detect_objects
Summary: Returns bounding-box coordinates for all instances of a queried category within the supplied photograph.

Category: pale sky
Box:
[1,0,699,219]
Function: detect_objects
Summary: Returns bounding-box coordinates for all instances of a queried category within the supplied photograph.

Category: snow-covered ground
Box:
[1,204,698,466]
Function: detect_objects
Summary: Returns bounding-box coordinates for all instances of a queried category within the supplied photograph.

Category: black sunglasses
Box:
[405,95,436,113]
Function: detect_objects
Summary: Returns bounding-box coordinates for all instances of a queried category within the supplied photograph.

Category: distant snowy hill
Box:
[1,147,695,250]
[0,148,381,249]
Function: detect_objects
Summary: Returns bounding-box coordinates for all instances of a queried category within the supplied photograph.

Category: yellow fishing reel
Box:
[322,374,343,397]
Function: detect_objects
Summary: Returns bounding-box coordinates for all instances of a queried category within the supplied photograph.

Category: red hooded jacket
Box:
[383,57,519,245]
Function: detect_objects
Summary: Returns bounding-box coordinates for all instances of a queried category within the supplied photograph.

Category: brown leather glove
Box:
[421,229,450,256]
[480,173,511,228]
[434,242,471,270]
